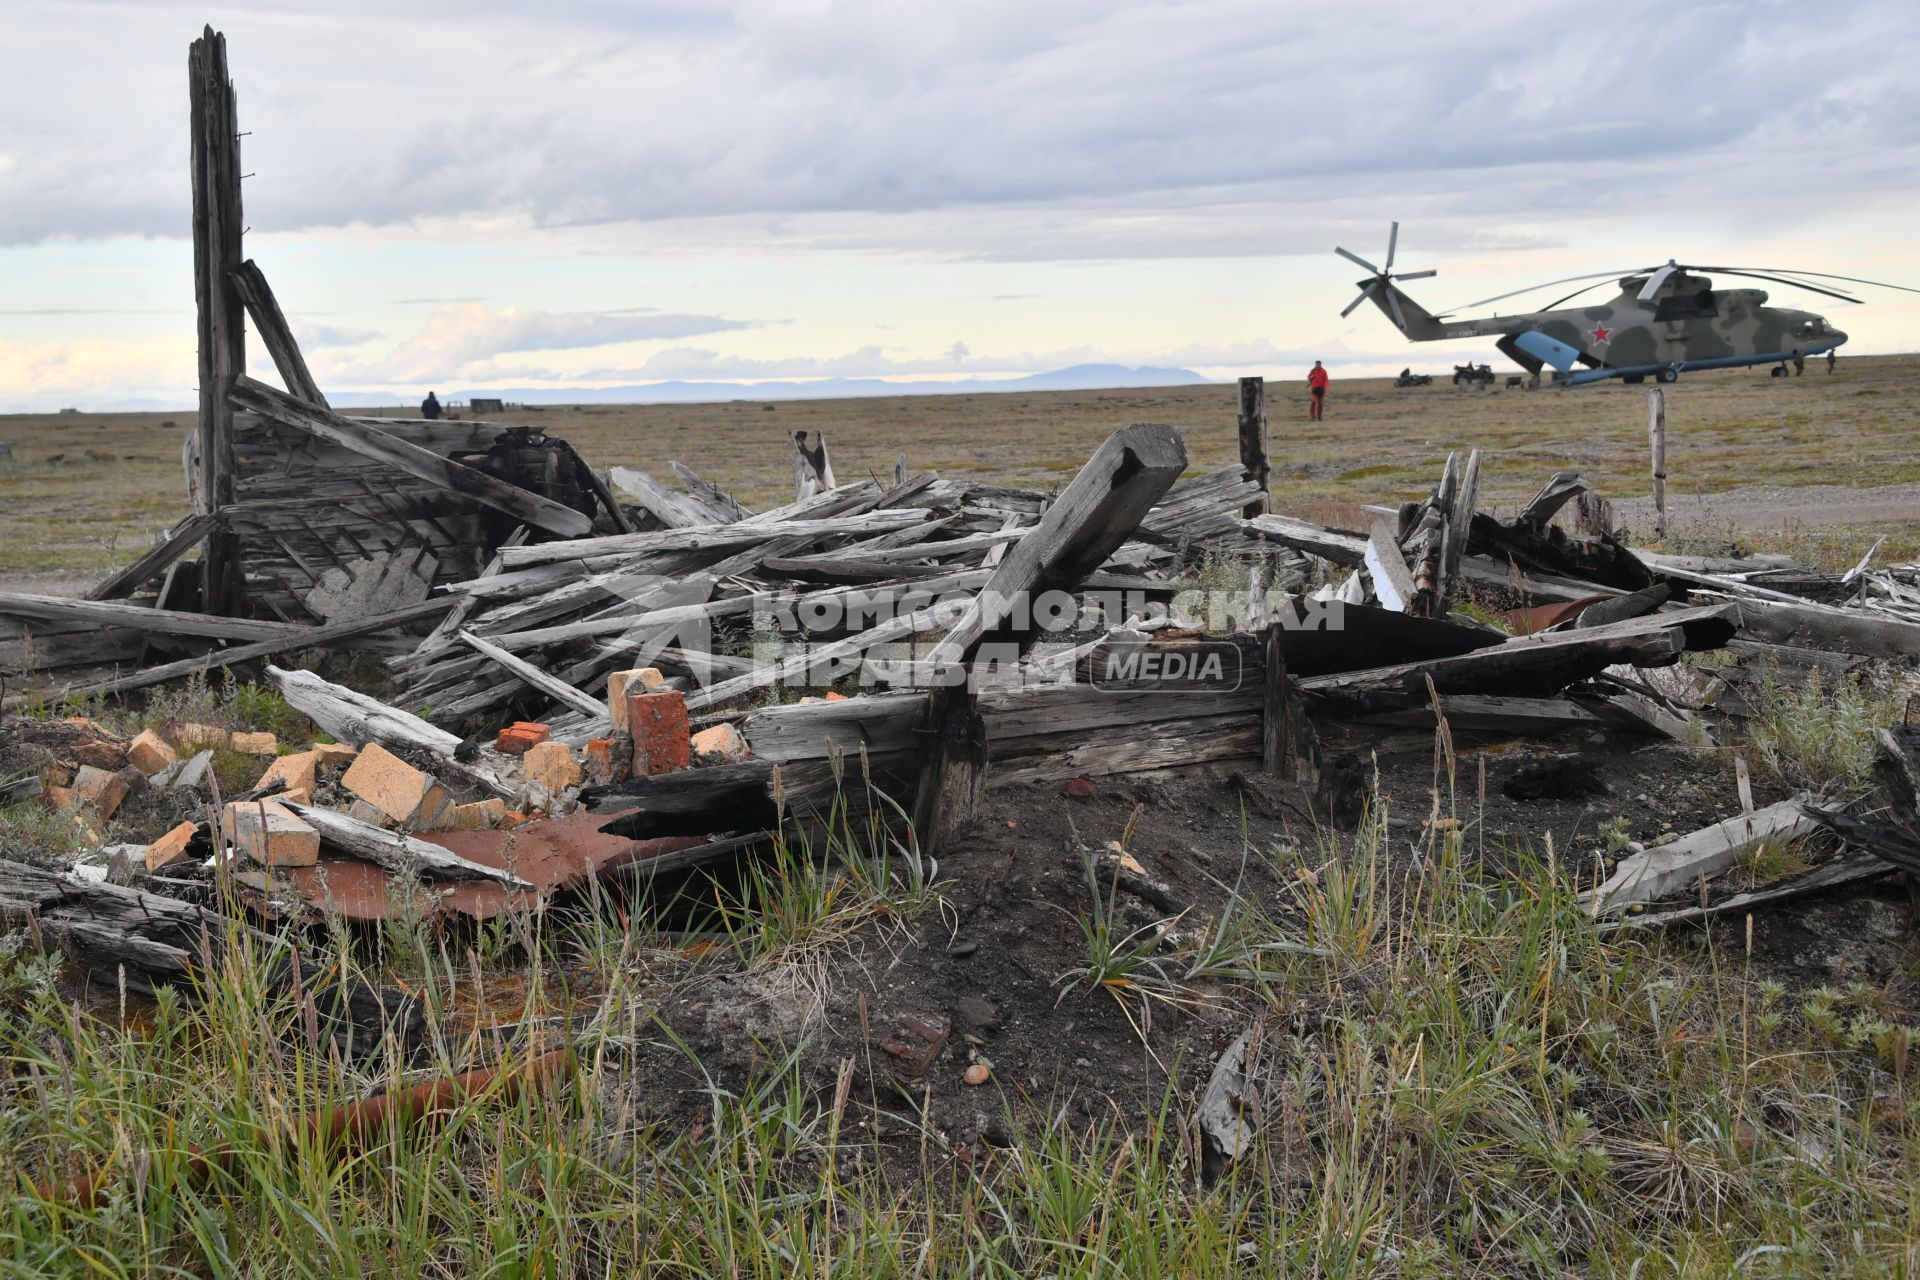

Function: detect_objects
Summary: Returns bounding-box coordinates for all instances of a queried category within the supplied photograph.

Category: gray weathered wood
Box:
[496,510,929,569]
[230,377,593,538]
[1363,521,1416,613]
[909,673,988,856]
[59,596,457,699]
[1237,377,1268,518]
[231,260,327,407]
[0,592,315,643]
[84,513,217,601]
[1579,798,1814,915]
[927,423,1188,666]
[189,27,245,614]
[456,628,611,719]
[281,802,532,887]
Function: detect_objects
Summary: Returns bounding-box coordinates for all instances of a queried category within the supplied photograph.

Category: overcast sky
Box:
[3,0,1918,409]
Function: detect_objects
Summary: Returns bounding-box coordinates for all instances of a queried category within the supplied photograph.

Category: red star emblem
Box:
[1589,323,1612,345]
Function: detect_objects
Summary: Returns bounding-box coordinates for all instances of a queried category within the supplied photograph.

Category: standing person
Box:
[420,390,442,420]
[1827,349,1838,374]
[1306,361,1329,421]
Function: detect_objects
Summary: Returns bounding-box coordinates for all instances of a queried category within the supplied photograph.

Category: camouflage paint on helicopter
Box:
[1331,225,1905,387]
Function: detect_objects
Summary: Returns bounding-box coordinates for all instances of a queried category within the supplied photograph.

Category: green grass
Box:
[3,786,1920,1274]
[1741,663,1907,797]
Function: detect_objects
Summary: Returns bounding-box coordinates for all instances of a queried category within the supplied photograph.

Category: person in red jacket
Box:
[1306,361,1329,420]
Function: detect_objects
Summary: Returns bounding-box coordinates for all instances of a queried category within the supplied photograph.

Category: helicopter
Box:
[1336,223,1918,386]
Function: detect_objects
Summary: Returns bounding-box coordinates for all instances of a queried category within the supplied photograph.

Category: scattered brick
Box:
[342,743,451,828]
[524,740,584,793]
[627,690,691,777]
[608,668,669,732]
[144,820,201,872]
[310,742,359,768]
[446,798,509,831]
[691,723,751,765]
[1063,775,1097,800]
[127,729,179,776]
[231,731,278,756]
[173,722,229,749]
[230,800,320,867]
[70,764,131,820]
[253,749,319,804]
[495,722,551,755]
[582,737,621,786]
[347,799,397,828]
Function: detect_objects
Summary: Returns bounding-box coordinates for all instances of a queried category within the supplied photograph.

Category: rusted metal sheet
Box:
[280,808,714,921]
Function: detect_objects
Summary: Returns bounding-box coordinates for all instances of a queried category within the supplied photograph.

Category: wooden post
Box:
[1236,376,1269,517]
[908,669,988,857]
[1648,388,1667,539]
[1261,624,1319,783]
[189,27,246,615]
[231,260,327,407]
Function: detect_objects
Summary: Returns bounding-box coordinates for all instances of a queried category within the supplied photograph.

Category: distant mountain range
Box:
[340,363,1213,408]
[23,364,1211,413]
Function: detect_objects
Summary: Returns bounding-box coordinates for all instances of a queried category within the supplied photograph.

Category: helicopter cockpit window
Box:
[1652,289,1719,322]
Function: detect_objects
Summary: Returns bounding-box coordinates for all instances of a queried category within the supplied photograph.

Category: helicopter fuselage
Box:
[1363,270,1848,385]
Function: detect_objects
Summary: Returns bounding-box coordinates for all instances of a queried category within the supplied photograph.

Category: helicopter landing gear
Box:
[1656,367,1680,384]
[1770,364,1791,378]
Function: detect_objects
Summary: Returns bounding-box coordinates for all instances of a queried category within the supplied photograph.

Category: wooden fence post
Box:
[1648,388,1667,538]
[1237,376,1269,517]
[908,669,988,858]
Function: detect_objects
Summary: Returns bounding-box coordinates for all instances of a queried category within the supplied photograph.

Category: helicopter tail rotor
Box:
[1335,222,1439,335]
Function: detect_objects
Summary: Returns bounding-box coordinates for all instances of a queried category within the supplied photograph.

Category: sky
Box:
[3,0,1919,411]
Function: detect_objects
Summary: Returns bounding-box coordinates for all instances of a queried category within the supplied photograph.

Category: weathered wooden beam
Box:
[927,422,1188,666]
[496,509,928,570]
[1300,603,1738,716]
[281,803,531,887]
[1580,798,1814,915]
[189,26,246,614]
[1237,377,1269,518]
[58,596,456,699]
[230,378,593,538]
[0,592,316,643]
[909,672,989,856]
[1363,521,1416,613]
[84,513,217,601]
[231,260,327,407]
[456,628,611,720]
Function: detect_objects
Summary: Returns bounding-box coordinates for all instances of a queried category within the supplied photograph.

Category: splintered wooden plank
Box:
[0,592,316,642]
[84,513,217,601]
[495,510,930,569]
[230,377,593,538]
[457,628,611,720]
[59,596,458,699]
[927,422,1188,666]
[1579,799,1817,915]
[231,260,328,407]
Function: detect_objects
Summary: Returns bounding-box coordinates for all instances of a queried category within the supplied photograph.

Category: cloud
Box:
[0,0,1915,256]
[310,301,755,383]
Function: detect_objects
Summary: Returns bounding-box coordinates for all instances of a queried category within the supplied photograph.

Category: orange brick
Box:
[173,722,229,750]
[446,798,508,831]
[608,668,669,732]
[496,722,551,755]
[254,749,319,802]
[691,723,750,765]
[341,743,451,827]
[582,737,625,785]
[310,742,359,768]
[628,690,691,776]
[70,764,131,821]
[230,800,319,867]
[231,731,278,756]
[524,740,583,793]
[144,820,201,872]
[128,729,178,776]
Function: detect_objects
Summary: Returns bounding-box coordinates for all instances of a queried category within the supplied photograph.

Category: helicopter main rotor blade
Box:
[1336,246,1381,274]
[1693,265,1920,296]
[1386,288,1408,332]
[1540,279,1623,311]
[1385,222,1399,274]
[1699,270,1864,304]
[1458,269,1655,311]
[1636,263,1681,302]
[1340,281,1381,319]
[1393,269,1437,281]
